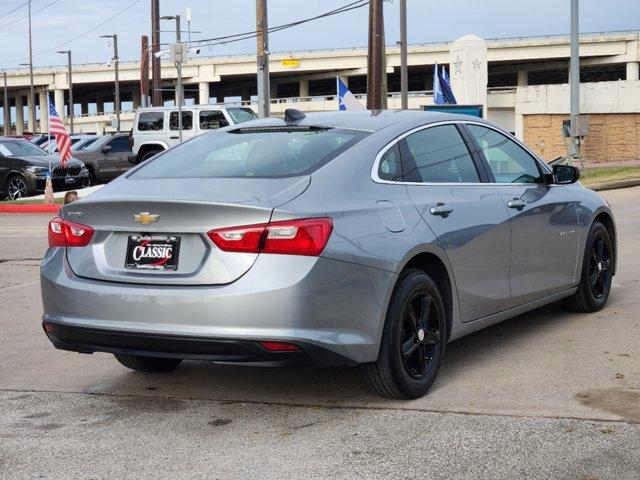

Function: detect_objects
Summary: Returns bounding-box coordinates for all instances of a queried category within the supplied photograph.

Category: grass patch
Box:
[0,197,65,205]
[580,166,640,186]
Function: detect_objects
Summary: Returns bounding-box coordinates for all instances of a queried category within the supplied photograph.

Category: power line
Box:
[0,0,30,18]
[185,0,369,49]
[0,0,59,28]
[0,0,142,66]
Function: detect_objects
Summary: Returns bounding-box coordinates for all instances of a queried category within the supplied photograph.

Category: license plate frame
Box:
[125,235,181,271]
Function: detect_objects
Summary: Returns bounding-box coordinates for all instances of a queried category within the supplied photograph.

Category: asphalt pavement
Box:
[1,186,639,479]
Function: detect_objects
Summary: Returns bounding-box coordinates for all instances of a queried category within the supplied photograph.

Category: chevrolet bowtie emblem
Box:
[133,212,159,225]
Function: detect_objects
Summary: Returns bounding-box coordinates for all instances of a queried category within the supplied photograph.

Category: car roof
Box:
[232,110,490,133]
[136,105,244,113]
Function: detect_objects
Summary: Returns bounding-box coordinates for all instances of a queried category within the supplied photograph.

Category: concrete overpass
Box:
[1,31,639,163]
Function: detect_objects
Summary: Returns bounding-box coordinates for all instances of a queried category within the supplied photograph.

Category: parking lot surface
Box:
[1,187,639,479]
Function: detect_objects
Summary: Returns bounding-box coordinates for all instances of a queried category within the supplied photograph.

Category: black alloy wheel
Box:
[7,176,28,200]
[563,221,613,312]
[364,269,446,399]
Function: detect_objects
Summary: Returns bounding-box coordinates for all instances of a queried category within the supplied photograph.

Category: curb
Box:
[0,204,60,214]
[587,178,640,192]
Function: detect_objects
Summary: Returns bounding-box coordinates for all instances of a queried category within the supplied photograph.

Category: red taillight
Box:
[48,217,94,247]
[207,217,333,256]
[258,341,301,352]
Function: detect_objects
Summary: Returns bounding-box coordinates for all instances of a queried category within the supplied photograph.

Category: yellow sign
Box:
[281,59,300,68]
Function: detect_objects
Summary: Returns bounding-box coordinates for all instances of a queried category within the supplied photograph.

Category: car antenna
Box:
[284,108,306,124]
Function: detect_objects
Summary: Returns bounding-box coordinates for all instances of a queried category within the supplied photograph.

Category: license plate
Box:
[125,235,180,271]
[64,176,75,184]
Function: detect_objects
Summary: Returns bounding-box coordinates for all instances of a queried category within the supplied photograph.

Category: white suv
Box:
[131,105,257,163]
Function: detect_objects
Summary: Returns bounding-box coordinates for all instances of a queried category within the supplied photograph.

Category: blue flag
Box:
[433,63,457,105]
[337,76,365,110]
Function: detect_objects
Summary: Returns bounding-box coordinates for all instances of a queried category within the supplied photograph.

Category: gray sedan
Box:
[40,110,616,399]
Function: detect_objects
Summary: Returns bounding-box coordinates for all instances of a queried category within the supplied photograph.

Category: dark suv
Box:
[72,133,133,183]
[0,137,90,200]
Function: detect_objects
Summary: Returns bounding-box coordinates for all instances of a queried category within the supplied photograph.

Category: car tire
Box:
[140,150,162,163]
[363,269,446,399]
[86,166,97,185]
[6,174,30,200]
[563,221,613,313]
[113,353,182,373]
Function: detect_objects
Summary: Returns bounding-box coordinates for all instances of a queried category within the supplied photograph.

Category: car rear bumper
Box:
[40,247,395,365]
[42,322,353,367]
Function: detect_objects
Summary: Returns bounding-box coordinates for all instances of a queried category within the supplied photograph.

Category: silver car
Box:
[41,110,616,399]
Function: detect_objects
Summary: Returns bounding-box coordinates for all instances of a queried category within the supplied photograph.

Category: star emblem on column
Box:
[453,56,463,75]
[472,58,482,70]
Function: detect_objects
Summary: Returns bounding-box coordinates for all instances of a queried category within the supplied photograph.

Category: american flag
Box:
[48,95,72,166]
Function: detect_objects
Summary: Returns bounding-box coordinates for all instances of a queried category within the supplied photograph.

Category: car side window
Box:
[378,143,402,181]
[108,136,131,153]
[467,125,542,184]
[200,110,230,130]
[137,112,164,131]
[402,124,479,183]
[170,111,193,131]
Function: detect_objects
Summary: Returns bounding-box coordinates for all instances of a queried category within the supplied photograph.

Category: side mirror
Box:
[102,145,112,153]
[552,164,580,184]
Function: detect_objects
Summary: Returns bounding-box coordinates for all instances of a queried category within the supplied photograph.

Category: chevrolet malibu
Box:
[41,110,616,399]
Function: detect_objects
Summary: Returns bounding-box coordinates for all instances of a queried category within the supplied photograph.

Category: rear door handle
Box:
[507,198,526,209]
[429,203,453,217]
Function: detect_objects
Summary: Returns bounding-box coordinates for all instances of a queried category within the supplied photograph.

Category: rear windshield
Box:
[132,128,367,178]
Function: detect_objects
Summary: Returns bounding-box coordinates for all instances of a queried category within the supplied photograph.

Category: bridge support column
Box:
[81,102,89,115]
[54,89,65,120]
[241,85,251,102]
[38,90,48,133]
[299,79,309,98]
[270,82,278,100]
[132,86,141,109]
[198,82,210,104]
[15,96,24,135]
[96,99,104,114]
[517,70,529,87]
[26,93,35,133]
[627,61,639,81]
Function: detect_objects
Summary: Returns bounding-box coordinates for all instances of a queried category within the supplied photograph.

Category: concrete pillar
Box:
[627,61,640,81]
[15,96,24,135]
[515,111,524,141]
[54,89,65,120]
[299,79,309,98]
[26,93,35,133]
[517,70,529,87]
[38,90,48,133]
[270,82,278,100]
[198,82,210,105]
[132,86,141,109]
[241,85,251,102]
[450,34,488,118]
[96,99,104,114]
[216,93,224,104]
[81,102,89,115]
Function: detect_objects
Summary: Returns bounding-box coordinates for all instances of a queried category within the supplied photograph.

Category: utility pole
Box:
[27,0,37,133]
[256,0,270,117]
[140,35,150,107]
[3,72,10,136]
[399,0,408,109]
[100,34,120,132]
[569,0,580,159]
[162,15,184,141]
[57,50,74,133]
[151,0,162,106]
[367,0,385,110]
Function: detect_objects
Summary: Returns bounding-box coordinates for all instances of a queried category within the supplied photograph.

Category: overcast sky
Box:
[0,0,639,69]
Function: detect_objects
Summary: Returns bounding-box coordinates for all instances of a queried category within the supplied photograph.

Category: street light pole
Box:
[3,71,10,136]
[27,0,36,133]
[569,0,580,159]
[57,50,74,134]
[100,34,120,132]
[161,15,183,142]
[399,0,408,110]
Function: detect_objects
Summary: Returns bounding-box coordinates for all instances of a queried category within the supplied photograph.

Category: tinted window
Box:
[0,140,46,156]
[403,125,479,183]
[468,125,542,184]
[170,111,193,130]
[137,112,164,131]
[108,136,131,153]
[227,107,258,124]
[378,144,402,181]
[133,128,367,179]
[200,110,229,130]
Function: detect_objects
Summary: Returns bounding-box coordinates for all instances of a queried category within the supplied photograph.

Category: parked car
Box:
[130,105,257,163]
[0,137,90,200]
[41,110,616,399]
[42,134,99,153]
[72,133,132,183]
